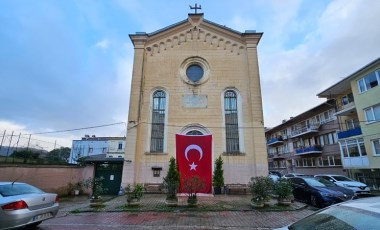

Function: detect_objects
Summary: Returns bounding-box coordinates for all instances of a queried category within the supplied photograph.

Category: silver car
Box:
[276,196,380,229]
[0,182,59,229]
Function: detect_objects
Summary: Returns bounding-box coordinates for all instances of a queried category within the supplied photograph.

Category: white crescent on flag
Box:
[184,144,203,161]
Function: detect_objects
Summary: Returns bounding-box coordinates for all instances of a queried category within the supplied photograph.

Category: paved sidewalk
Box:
[42,210,315,229]
[45,194,315,229]
[58,194,308,213]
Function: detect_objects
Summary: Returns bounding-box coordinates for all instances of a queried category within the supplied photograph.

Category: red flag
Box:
[176,134,212,194]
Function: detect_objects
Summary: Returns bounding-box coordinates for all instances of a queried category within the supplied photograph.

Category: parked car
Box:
[314,174,370,195]
[269,171,282,178]
[282,173,305,179]
[288,176,355,207]
[0,182,59,229]
[269,171,281,182]
[275,196,380,230]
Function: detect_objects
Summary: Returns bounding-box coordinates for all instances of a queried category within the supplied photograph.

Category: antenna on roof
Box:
[12,174,23,186]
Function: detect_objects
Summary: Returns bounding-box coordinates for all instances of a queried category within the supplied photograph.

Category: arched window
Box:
[186,130,203,135]
[150,90,166,152]
[224,90,240,153]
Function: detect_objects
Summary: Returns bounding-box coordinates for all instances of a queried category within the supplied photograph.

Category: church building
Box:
[122,11,268,190]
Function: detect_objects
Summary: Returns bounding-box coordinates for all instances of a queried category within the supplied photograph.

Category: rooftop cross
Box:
[189,3,202,14]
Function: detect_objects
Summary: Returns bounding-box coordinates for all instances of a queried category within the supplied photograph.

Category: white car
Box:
[314,174,370,195]
[269,174,280,183]
[282,173,305,179]
[276,197,380,229]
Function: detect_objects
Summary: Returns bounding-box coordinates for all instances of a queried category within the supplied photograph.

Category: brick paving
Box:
[41,194,316,229]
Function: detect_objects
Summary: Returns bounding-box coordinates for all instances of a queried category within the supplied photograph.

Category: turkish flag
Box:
[176,134,212,194]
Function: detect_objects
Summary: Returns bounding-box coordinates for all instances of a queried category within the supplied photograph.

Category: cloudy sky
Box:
[0,0,379,151]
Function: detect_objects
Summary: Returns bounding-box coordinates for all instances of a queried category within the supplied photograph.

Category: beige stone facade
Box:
[122,14,268,187]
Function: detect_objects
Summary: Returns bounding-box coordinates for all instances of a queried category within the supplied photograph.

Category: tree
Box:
[46,147,71,163]
[183,175,205,206]
[10,150,39,163]
[212,155,224,194]
[163,157,180,201]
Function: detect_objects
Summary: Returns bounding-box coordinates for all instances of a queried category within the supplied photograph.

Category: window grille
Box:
[224,90,240,153]
[150,90,166,152]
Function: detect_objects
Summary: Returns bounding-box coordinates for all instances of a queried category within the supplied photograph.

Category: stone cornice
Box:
[130,14,262,56]
[129,33,148,48]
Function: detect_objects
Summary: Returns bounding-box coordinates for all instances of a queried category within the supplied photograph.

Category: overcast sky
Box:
[0,0,379,151]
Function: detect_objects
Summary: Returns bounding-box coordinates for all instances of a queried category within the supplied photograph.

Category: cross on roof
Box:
[189,3,201,14]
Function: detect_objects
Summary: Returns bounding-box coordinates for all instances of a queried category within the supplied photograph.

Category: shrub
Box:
[83,177,107,200]
[248,176,273,202]
[125,184,144,202]
[275,179,293,199]
[183,176,205,201]
[212,155,224,188]
[163,157,180,200]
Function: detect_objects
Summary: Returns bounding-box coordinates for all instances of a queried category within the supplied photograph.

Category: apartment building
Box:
[69,135,126,164]
[266,99,346,176]
[318,57,380,189]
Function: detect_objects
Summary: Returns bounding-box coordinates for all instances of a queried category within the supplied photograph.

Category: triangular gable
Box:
[129,14,262,56]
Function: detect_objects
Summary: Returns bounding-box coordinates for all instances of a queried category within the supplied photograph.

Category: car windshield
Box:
[332,176,353,182]
[289,205,380,230]
[0,184,43,197]
[304,178,327,187]
[314,177,336,187]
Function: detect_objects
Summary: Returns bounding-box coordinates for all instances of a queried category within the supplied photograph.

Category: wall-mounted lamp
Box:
[152,166,162,177]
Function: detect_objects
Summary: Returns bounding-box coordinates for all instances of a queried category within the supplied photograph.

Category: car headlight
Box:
[343,184,355,188]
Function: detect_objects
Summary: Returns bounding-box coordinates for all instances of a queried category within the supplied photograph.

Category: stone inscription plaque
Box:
[182,95,208,108]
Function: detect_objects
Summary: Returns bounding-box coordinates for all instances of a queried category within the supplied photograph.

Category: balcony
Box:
[267,137,284,146]
[295,145,322,155]
[335,101,356,116]
[343,156,369,168]
[268,152,291,159]
[337,127,362,139]
[291,124,319,138]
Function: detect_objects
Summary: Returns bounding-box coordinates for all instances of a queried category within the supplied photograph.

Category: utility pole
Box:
[13,133,21,163]
[0,130,5,152]
[13,132,21,152]
[26,134,31,150]
[5,131,14,162]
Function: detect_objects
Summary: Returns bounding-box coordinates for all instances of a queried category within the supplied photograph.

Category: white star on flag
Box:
[189,162,198,171]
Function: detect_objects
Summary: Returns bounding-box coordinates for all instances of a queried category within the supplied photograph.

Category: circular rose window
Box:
[186,64,204,82]
[179,57,210,85]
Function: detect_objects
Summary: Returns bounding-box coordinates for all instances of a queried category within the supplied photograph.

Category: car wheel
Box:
[310,195,319,207]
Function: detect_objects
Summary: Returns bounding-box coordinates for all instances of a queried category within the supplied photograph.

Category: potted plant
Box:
[125,183,144,206]
[275,178,293,206]
[183,176,205,207]
[162,157,180,207]
[83,177,107,207]
[248,176,273,208]
[212,155,224,195]
[73,181,83,196]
